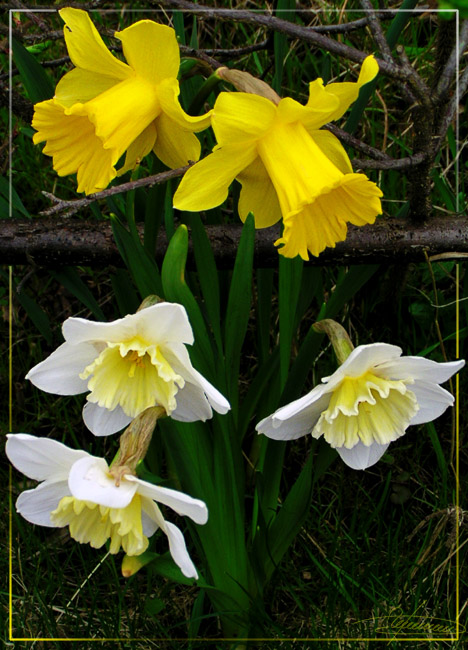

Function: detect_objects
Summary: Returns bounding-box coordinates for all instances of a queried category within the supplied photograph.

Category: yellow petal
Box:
[117,122,157,176]
[75,75,160,158]
[55,68,120,108]
[158,78,212,132]
[173,144,257,211]
[278,87,339,131]
[153,112,201,169]
[212,92,276,144]
[308,130,353,174]
[237,156,282,228]
[32,99,116,194]
[322,55,379,122]
[115,20,179,84]
[59,7,130,80]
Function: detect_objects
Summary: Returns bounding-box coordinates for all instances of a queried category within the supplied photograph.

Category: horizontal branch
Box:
[3,217,467,268]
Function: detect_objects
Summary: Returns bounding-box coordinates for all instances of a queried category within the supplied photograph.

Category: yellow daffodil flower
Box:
[26,301,230,436]
[6,434,207,577]
[174,56,383,260]
[32,8,211,195]
[256,343,464,469]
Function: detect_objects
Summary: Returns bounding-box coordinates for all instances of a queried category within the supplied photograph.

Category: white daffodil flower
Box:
[6,433,207,578]
[256,343,464,470]
[26,301,230,436]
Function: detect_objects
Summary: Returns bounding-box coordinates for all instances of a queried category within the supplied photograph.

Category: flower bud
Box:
[312,319,354,365]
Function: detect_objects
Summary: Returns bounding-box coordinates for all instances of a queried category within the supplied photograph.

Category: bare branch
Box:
[435,62,468,152]
[153,0,410,82]
[436,19,468,101]
[4,217,467,268]
[39,166,190,218]
[352,152,426,170]
[324,124,390,161]
[360,0,395,65]
[305,12,398,34]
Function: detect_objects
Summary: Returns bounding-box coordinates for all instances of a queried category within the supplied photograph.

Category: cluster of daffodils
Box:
[32,8,382,261]
[9,301,230,578]
[11,9,465,585]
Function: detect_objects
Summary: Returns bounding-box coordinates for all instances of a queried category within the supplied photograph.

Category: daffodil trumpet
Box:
[174,56,383,260]
[32,8,212,195]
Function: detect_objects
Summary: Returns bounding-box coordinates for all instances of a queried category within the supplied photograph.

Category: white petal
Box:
[16,479,70,527]
[128,476,208,525]
[135,302,194,345]
[82,401,132,436]
[68,456,137,508]
[378,357,465,384]
[171,381,213,422]
[336,441,390,470]
[273,384,331,421]
[256,391,332,441]
[140,498,160,537]
[6,433,89,481]
[409,381,456,425]
[164,521,198,579]
[26,341,97,394]
[323,343,402,382]
[165,343,230,415]
[188,369,230,415]
[62,302,194,347]
[62,314,137,345]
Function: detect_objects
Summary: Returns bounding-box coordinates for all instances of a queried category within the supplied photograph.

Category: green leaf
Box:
[16,287,52,345]
[188,213,223,354]
[282,265,379,404]
[0,177,30,218]
[161,224,215,376]
[12,37,54,103]
[224,213,255,413]
[257,440,337,584]
[110,215,162,298]
[279,255,303,390]
[48,268,105,320]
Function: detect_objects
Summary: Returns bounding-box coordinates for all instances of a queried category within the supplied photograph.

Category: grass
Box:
[3,1,467,648]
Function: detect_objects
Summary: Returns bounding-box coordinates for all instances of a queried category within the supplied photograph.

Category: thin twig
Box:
[360,0,395,66]
[40,166,190,218]
[202,39,270,59]
[304,12,398,34]
[351,152,426,170]
[153,0,410,82]
[396,44,432,108]
[325,124,390,161]
[435,62,468,153]
[436,19,468,101]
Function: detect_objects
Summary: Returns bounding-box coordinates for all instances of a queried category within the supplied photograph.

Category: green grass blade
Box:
[187,213,223,355]
[48,268,105,320]
[110,214,162,298]
[12,37,54,103]
[279,255,303,390]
